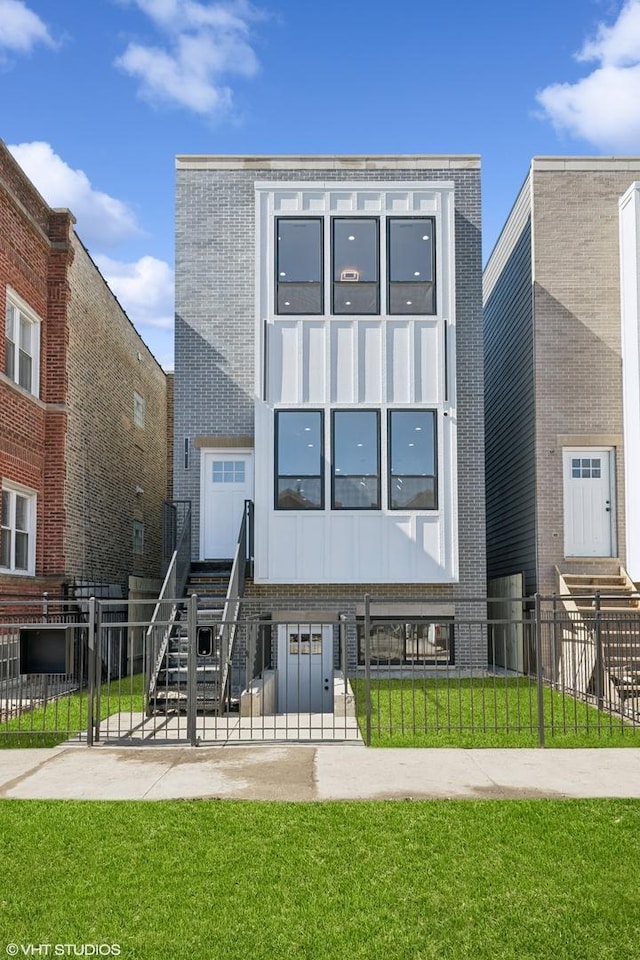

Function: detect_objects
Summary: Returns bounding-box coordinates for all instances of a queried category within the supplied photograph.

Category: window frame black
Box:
[357,618,454,666]
[386,216,436,316]
[331,216,380,316]
[274,409,325,511]
[331,409,381,511]
[387,409,438,511]
[274,217,324,316]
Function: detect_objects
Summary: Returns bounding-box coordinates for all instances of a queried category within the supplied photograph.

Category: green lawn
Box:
[354,678,640,747]
[0,673,146,748]
[0,799,639,959]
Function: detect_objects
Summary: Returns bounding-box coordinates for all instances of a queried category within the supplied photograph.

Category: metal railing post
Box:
[364,593,371,748]
[86,597,96,747]
[594,591,603,711]
[187,593,198,746]
[535,594,545,747]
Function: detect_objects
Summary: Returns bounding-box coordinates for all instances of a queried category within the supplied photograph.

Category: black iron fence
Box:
[0,593,638,747]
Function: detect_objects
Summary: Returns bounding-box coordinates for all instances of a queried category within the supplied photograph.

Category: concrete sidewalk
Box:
[2,744,640,800]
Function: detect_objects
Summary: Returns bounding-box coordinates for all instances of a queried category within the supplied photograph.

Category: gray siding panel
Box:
[484,220,537,593]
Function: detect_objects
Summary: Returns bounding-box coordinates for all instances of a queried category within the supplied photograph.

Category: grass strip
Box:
[353,678,640,747]
[0,673,146,748]
[0,799,639,960]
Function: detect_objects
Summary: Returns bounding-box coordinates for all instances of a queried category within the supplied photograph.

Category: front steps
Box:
[149,561,233,714]
[557,564,640,700]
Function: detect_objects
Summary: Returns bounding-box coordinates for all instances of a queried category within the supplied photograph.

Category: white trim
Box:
[199,448,254,560]
[562,447,616,558]
[1,479,37,575]
[4,286,41,399]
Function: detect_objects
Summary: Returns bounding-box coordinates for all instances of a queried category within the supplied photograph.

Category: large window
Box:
[275,410,324,509]
[274,409,439,511]
[276,219,323,315]
[332,219,379,315]
[388,410,437,509]
[332,410,380,509]
[357,620,453,665]
[275,216,435,316]
[1,483,36,574]
[4,293,40,396]
[387,218,435,315]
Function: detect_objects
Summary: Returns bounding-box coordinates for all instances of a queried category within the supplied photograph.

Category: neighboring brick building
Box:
[174,155,487,687]
[0,139,169,601]
[483,157,640,597]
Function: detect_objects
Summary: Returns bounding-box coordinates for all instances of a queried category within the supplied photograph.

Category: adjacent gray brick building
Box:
[484,157,640,597]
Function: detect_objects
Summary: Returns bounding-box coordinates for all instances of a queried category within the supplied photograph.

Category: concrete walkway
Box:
[2,744,640,800]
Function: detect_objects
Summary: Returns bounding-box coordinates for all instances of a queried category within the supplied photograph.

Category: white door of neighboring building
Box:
[277,624,334,713]
[563,449,614,557]
[201,451,253,559]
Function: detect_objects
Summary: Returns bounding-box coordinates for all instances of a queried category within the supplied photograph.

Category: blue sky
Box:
[2,0,640,369]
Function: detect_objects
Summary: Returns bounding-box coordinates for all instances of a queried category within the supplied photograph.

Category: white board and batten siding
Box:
[253,182,458,584]
[619,184,640,582]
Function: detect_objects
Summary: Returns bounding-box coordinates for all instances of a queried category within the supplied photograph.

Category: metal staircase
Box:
[147,501,253,717]
[150,562,232,715]
[556,565,640,704]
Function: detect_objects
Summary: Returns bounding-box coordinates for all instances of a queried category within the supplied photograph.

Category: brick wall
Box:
[532,166,635,595]
[2,139,170,600]
[64,236,169,590]
[0,141,72,597]
[175,160,486,612]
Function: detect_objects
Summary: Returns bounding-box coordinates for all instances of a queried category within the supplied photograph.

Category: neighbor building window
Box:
[133,391,145,428]
[388,410,437,509]
[1,483,36,574]
[4,292,40,396]
[276,218,323,315]
[332,410,380,509]
[132,520,144,555]
[357,619,453,665]
[332,218,379,315]
[387,218,435,315]
[275,410,324,509]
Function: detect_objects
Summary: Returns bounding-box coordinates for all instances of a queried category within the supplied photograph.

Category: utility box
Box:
[19,626,74,675]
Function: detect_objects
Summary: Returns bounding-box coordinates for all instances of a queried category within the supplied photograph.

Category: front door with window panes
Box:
[277,623,334,713]
[201,452,253,559]
[563,449,614,557]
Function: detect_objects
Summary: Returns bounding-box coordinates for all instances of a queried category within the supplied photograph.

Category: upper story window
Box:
[275,410,324,509]
[275,219,323,315]
[275,216,435,317]
[1,482,36,575]
[388,218,435,315]
[332,219,379,315]
[4,292,40,397]
[332,410,380,509]
[388,410,437,509]
[133,391,146,428]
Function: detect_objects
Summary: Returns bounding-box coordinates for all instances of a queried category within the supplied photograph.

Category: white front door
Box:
[201,451,253,559]
[277,624,334,713]
[563,449,614,557]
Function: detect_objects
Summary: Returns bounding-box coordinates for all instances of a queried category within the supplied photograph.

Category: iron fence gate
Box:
[1,593,639,747]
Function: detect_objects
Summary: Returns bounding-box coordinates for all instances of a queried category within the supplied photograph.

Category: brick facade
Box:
[175,156,487,668]
[484,158,640,596]
[0,139,169,599]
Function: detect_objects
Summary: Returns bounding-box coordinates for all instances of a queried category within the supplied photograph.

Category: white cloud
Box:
[536,0,640,151]
[115,0,261,116]
[0,0,55,54]
[93,254,174,332]
[8,142,141,248]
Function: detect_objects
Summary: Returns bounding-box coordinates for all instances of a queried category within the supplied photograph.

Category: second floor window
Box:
[4,295,40,396]
[275,410,324,509]
[275,216,436,317]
